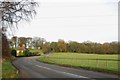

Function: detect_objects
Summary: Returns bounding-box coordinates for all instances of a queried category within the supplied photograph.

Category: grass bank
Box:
[2,59,18,78]
[38,53,119,74]
[29,49,42,53]
[29,49,44,55]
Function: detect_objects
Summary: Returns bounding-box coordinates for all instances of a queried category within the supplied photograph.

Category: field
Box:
[2,60,18,78]
[38,53,119,74]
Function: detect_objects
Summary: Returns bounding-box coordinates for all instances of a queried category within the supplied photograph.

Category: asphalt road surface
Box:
[13,56,119,79]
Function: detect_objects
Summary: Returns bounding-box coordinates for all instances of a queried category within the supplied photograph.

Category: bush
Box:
[11,49,16,56]
[23,49,30,57]
[33,52,41,56]
[29,51,41,56]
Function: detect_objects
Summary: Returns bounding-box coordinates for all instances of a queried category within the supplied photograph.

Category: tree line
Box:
[10,36,119,54]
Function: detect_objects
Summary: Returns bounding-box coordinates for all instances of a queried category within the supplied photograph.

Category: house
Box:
[16,44,26,56]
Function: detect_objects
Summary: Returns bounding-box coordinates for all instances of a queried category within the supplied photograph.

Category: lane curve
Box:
[13,56,118,79]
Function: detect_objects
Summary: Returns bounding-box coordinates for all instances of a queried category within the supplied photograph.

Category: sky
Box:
[13,0,119,43]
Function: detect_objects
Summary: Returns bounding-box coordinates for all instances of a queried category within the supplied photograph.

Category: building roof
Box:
[17,47,26,50]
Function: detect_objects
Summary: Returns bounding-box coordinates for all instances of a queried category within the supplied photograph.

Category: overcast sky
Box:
[14,0,119,43]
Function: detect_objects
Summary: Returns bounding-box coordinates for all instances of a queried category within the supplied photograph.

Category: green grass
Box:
[29,49,42,53]
[2,60,18,78]
[29,49,44,55]
[0,62,1,78]
[38,53,119,74]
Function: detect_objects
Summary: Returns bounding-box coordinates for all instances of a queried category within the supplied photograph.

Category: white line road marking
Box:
[62,71,88,78]
[36,65,89,78]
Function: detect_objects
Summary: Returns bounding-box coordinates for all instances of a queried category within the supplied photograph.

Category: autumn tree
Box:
[57,39,67,52]
[42,42,51,54]
[67,41,80,53]
[47,40,118,54]
[109,41,118,54]
[50,42,59,52]
[102,43,111,54]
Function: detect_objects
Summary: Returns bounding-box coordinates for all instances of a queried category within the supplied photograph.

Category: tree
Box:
[67,41,80,53]
[42,42,51,54]
[2,33,11,58]
[32,37,46,49]
[0,0,38,58]
[11,36,17,48]
[83,41,93,53]
[26,37,32,48]
[109,41,118,54]
[57,39,67,52]
[18,37,27,47]
[50,42,59,52]
[102,43,111,54]
[92,43,103,54]
[0,0,38,31]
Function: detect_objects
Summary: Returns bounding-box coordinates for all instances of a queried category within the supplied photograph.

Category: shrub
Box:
[29,51,41,56]
[11,49,16,56]
[33,52,41,56]
[23,49,30,57]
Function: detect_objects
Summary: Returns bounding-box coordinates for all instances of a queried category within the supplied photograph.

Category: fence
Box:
[46,56,119,72]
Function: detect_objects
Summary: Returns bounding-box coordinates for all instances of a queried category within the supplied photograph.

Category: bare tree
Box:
[0,0,38,33]
[32,37,46,49]
[0,0,38,58]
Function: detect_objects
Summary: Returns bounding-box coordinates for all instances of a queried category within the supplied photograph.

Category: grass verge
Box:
[2,59,18,78]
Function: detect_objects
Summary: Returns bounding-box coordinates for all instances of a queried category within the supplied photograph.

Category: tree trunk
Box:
[2,34,11,59]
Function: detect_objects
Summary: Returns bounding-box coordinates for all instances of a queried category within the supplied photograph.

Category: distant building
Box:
[16,44,26,56]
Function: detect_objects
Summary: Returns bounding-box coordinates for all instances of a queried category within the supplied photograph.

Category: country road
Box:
[13,56,119,79]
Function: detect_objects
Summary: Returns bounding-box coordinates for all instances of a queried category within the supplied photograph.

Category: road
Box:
[13,56,119,79]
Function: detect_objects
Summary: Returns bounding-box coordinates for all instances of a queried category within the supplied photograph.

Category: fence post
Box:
[96,59,98,68]
[105,60,107,69]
